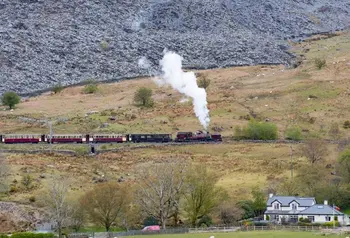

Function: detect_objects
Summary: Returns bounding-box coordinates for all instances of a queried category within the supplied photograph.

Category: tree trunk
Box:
[58,227,62,238]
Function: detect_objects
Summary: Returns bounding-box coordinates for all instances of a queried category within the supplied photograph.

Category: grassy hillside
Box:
[1,33,349,140]
[2,141,341,204]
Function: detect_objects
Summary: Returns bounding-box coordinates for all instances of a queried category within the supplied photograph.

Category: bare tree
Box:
[0,153,9,193]
[295,164,328,196]
[136,161,187,229]
[302,139,328,163]
[69,201,86,232]
[183,165,226,227]
[44,178,71,238]
[277,179,299,196]
[81,182,131,231]
[218,202,244,225]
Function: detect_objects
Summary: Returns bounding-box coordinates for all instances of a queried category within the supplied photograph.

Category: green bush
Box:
[134,87,154,108]
[323,221,340,227]
[197,215,213,227]
[285,126,303,141]
[299,217,311,223]
[238,119,278,140]
[0,234,8,238]
[344,121,350,129]
[82,80,98,94]
[11,233,55,238]
[1,91,20,109]
[52,84,64,94]
[266,215,270,221]
[21,175,33,190]
[29,196,36,203]
[314,58,326,70]
[197,75,211,90]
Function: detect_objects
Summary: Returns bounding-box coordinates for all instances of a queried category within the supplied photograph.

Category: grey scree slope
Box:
[0,0,349,96]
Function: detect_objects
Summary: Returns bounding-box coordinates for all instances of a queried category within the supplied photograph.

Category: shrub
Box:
[314,58,326,70]
[344,120,350,129]
[197,215,213,227]
[83,80,98,94]
[29,196,36,203]
[323,221,340,227]
[100,40,109,51]
[52,84,64,94]
[245,119,278,140]
[299,217,311,223]
[11,233,55,238]
[21,175,33,190]
[1,91,20,109]
[197,75,211,90]
[9,185,18,193]
[265,215,270,221]
[285,126,303,141]
[134,87,154,108]
[0,234,8,238]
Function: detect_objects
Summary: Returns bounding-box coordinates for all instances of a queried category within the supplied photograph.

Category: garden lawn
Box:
[127,231,339,238]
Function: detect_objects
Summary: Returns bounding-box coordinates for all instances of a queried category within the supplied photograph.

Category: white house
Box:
[264,194,347,225]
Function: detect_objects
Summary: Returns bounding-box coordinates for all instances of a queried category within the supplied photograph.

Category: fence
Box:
[69,226,327,238]
[108,228,189,237]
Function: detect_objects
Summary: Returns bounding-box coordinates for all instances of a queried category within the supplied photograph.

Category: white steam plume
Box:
[159,51,210,130]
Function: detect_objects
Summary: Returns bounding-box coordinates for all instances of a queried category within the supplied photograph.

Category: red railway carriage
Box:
[48,134,85,143]
[92,134,127,143]
[2,134,44,144]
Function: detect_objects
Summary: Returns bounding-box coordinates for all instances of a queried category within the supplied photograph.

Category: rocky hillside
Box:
[0,0,349,95]
[0,202,44,232]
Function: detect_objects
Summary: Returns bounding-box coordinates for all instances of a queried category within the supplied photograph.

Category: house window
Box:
[292,203,297,210]
[273,203,280,210]
[326,216,331,221]
[307,216,315,222]
[290,215,298,223]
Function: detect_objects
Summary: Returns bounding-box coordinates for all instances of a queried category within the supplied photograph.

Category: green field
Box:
[127,231,341,238]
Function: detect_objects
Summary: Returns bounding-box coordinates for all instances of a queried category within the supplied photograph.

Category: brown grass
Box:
[1,33,350,139]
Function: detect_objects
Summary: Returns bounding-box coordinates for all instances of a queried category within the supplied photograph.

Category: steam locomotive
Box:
[0,131,222,144]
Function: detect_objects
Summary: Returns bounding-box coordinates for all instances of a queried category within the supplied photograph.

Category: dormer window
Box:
[273,203,280,210]
[292,203,297,210]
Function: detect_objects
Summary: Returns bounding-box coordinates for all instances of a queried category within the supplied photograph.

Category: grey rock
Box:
[0,0,349,96]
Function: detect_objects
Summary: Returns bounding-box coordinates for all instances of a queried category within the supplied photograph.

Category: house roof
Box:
[298,205,344,216]
[267,196,316,207]
[265,210,300,215]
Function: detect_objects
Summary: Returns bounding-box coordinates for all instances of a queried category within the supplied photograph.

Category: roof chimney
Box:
[269,193,274,198]
[324,200,328,205]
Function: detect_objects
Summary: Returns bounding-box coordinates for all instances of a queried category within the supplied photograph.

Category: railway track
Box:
[1,138,348,156]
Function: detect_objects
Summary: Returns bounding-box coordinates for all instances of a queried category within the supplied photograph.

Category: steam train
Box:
[0,131,222,144]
